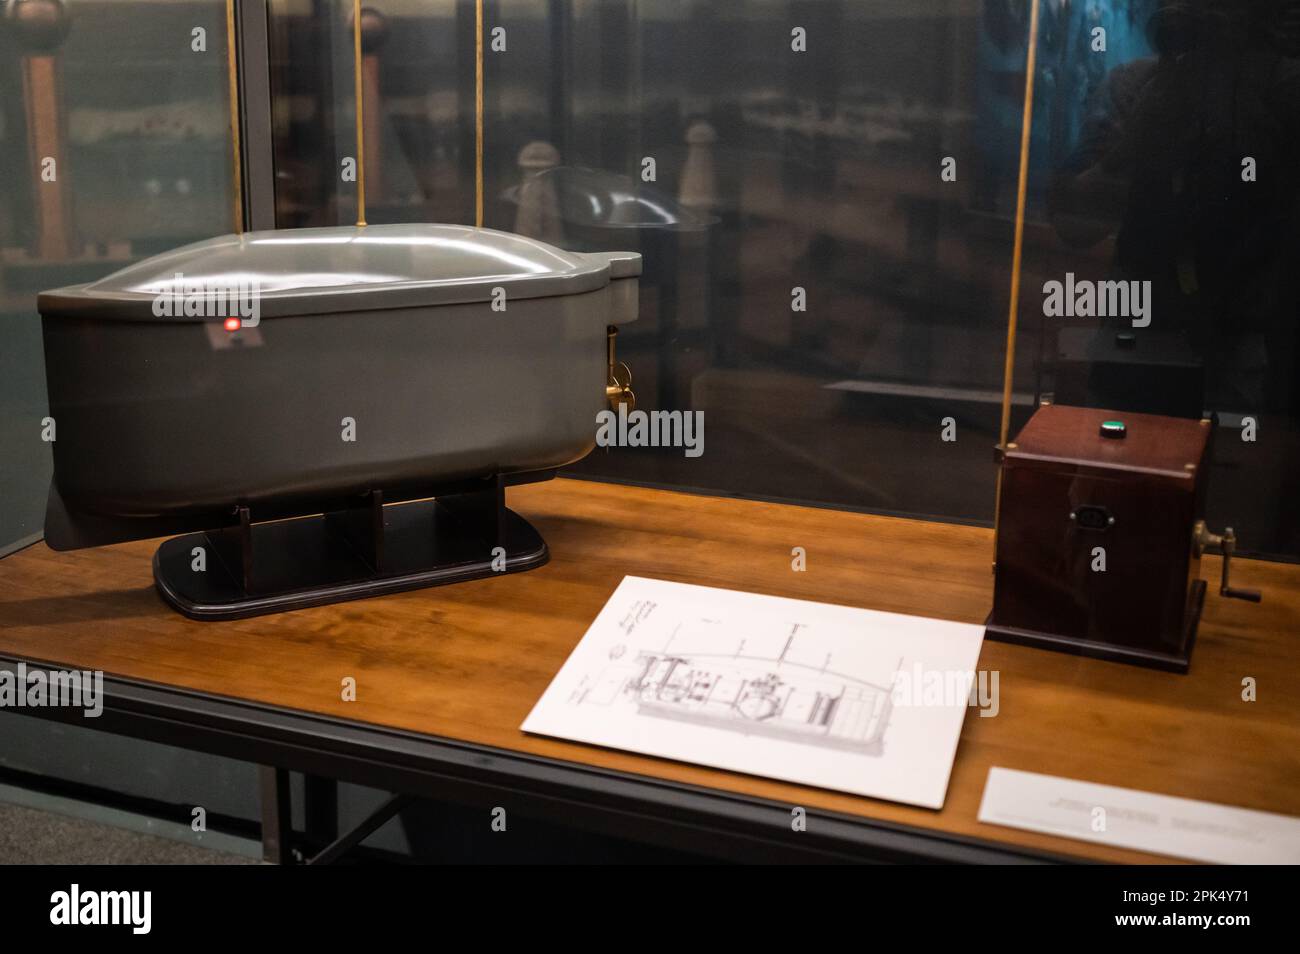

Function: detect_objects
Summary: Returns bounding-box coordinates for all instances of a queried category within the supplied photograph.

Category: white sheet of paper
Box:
[522,576,985,809]
[978,767,1300,864]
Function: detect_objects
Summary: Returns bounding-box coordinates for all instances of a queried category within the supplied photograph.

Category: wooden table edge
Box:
[0,650,1079,865]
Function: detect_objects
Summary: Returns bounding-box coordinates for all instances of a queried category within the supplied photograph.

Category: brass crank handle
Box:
[1193,521,1262,603]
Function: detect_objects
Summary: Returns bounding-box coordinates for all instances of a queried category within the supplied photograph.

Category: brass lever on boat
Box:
[605,325,635,412]
[1193,521,1262,602]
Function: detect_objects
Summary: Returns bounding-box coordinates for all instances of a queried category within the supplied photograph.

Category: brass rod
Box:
[225,0,244,234]
[475,0,484,228]
[22,57,72,258]
[993,0,1041,548]
[353,0,367,226]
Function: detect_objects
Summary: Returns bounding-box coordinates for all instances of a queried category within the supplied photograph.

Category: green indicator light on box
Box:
[1100,420,1127,439]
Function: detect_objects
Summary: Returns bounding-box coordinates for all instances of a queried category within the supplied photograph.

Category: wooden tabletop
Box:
[1,477,1297,863]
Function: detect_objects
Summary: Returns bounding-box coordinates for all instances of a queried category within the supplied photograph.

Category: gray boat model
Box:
[36,224,640,618]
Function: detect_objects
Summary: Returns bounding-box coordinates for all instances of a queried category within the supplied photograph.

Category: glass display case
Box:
[254,0,1299,556]
[1,0,1297,872]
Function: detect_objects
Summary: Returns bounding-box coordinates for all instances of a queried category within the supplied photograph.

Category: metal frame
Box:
[0,654,1071,864]
[258,766,293,863]
[307,793,407,865]
[235,0,277,230]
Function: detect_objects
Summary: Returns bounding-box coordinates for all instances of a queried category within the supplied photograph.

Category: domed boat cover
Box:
[38,224,641,321]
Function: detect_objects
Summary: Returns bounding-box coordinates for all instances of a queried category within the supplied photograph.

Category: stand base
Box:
[153,495,547,621]
[984,579,1205,674]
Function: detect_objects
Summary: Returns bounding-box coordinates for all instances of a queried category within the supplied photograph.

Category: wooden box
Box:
[988,405,1212,672]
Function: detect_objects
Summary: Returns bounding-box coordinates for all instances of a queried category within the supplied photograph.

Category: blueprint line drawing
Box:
[570,625,900,754]
[524,577,985,809]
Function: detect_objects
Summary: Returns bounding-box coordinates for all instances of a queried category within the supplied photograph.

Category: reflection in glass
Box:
[265,2,1298,551]
[1018,0,1300,557]
[0,0,237,551]
[268,1,1028,525]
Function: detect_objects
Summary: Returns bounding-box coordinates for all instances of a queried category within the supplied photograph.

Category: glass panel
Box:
[513,1,1036,523]
[268,0,1030,525]
[269,0,469,228]
[1012,0,1300,559]
[0,0,239,553]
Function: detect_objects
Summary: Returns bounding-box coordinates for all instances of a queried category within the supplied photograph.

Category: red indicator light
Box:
[223,317,241,332]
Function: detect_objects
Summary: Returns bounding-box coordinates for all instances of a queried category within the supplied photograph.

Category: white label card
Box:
[978,767,1300,864]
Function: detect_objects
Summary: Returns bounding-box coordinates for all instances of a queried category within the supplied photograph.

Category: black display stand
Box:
[152,478,548,620]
